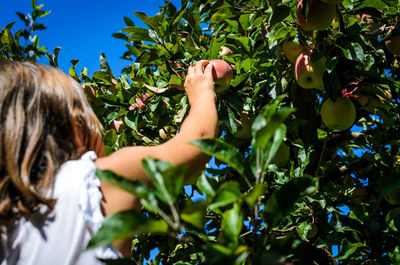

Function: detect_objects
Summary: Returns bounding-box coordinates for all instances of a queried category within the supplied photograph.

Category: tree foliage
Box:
[3,0,400,264]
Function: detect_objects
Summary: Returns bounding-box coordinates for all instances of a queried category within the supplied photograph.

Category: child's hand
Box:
[184,60,216,106]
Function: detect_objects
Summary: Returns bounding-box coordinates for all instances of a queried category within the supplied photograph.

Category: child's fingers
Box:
[187,64,195,76]
[193,60,208,73]
[203,63,214,79]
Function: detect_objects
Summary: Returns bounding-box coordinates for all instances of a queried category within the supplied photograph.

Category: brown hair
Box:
[0,61,103,224]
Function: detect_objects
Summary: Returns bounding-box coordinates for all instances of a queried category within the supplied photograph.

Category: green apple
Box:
[386,35,400,56]
[384,188,400,205]
[295,50,326,90]
[321,97,356,131]
[235,111,255,139]
[297,0,336,31]
[209,59,233,93]
[271,143,290,167]
[308,224,318,238]
[282,40,308,63]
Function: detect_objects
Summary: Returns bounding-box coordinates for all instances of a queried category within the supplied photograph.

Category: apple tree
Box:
[3,0,400,264]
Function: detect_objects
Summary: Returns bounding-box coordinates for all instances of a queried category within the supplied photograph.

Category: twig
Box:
[336,5,345,33]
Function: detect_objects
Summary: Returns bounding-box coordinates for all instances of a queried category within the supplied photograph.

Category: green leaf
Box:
[121,26,155,42]
[230,73,249,87]
[92,71,114,86]
[99,53,113,75]
[197,173,217,199]
[265,124,287,165]
[239,14,251,31]
[172,6,187,27]
[87,210,168,249]
[181,200,207,229]
[269,26,296,45]
[1,28,14,48]
[96,169,153,199]
[209,181,242,211]
[353,0,388,10]
[385,207,400,232]
[191,139,247,176]
[134,11,160,34]
[221,203,244,249]
[263,177,315,229]
[224,105,238,135]
[16,12,29,26]
[270,5,291,25]
[252,106,294,151]
[338,42,365,62]
[296,221,313,241]
[123,16,135,26]
[335,238,363,260]
[210,8,235,26]
[112,33,128,41]
[244,184,266,208]
[124,111,138,131]
[141,158,186,204]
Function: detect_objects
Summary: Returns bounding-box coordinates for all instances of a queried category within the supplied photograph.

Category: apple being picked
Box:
[209,59,233,93]
[297,0,336,31]
[295,50,326,90]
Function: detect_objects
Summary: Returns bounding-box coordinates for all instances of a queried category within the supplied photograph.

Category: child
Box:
[0,60,217,264]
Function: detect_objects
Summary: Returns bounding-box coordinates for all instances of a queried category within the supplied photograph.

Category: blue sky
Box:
[0,0,179,75]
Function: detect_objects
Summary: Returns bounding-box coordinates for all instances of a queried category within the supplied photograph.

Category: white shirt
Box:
[1,152,121,265]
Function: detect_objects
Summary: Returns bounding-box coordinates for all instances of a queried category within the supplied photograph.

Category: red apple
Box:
[320,97,356,131]
[282,40,308,63]
[295,50,326,90]
[297,0,336,31]
[219,46,233,56]
[209,59,233,93]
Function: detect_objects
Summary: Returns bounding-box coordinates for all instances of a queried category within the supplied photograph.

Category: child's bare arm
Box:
[95,60,217,214]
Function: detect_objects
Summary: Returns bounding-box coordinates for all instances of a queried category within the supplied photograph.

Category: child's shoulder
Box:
[52,151,99,200]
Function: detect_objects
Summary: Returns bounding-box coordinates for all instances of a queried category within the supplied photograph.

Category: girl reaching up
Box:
[0,60,217,264]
